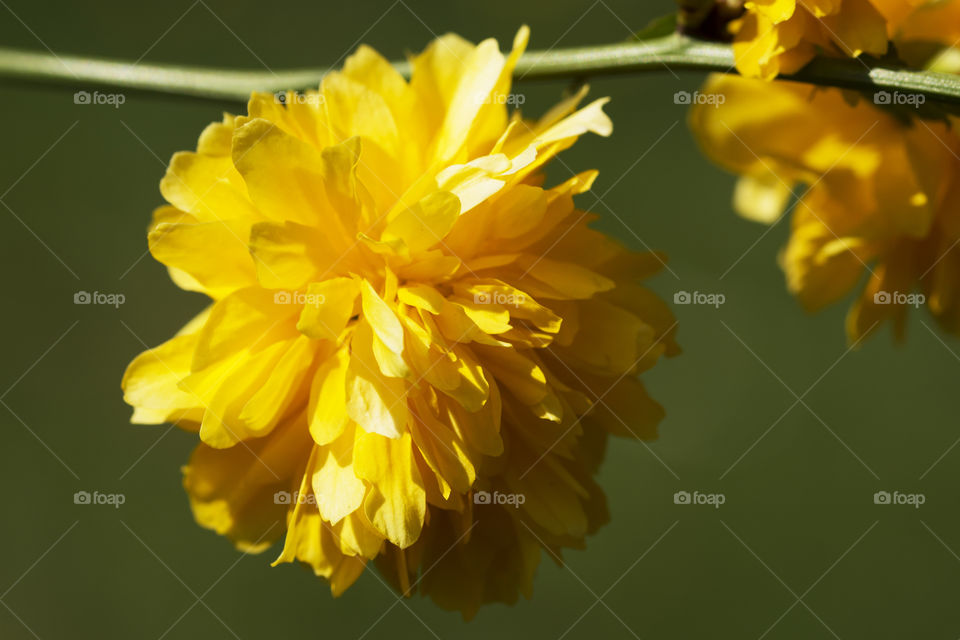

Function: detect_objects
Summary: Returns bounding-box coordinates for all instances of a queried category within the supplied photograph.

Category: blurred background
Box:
[2,0,959,638]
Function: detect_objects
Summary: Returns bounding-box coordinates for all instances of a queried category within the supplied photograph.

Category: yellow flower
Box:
[732,0,889,79]
[690,73,960,341]
[873,0,960,43]
[122,27,677,616]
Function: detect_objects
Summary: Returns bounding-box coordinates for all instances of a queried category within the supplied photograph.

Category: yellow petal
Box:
[332,512,384,559]
[783,213,872,311]
[312,430,366,525]
[490,184,548,239]
[381,191,461,254]
[159,152,257,224]
[734,172,792,224]
[184,411,311,552]
[148,219,255,297]
[557,298,652,375]
[441,345,490,412]
[452,299,513,335]
[505,454,588,538]
[296,277,360,341]
[194,339,290,448]
[249,221,345,291]
[321,72,401,159]
[307,346,351,445]
[360,280,404,353]
[520,256,615,300]
[397,284,445,314]
[353,431,426,548]
[530,97,612,146]
[409,398,476,496]
[273,451,360,585]
[238,334,315,434]
[455,280,562,333]
[443,381,502,457]
[399,313,460,393]
[192,287,297,372]
[435,155,511,214]
[329,556,367,597]
[474,345,548,406]
[429,37,506,165]
[345,321,408,439]
[232,118,327,226]
[122,308,209,422]
[821,0,888,58]
[319,137,373,235]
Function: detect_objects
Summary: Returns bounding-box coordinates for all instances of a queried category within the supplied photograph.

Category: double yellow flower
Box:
[120,2,960,618]
[122,27,678,617]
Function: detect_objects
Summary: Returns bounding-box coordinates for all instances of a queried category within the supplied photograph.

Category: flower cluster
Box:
[122,27,678,617]
[730,0,960,80]
[732,0,887,80]
[693,1,960,341]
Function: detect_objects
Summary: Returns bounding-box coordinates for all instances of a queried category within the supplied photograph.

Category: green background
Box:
[2,0,959,638]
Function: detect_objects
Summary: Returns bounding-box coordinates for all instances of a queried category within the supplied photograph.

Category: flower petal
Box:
[312,429,366,525]
[232,118,327,226]
[353,430,426,548]
[345,320,408,439]
[297,277,360,341]
[184,411,311,552]
[307,347,351,445]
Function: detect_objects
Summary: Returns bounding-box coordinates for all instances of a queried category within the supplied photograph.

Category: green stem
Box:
[1,34,959,106]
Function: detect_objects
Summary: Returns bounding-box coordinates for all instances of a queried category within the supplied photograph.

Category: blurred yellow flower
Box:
[122,27,677,616]
[730,0,960,79]
[690,73,960,341]
[731,0,890,79]
[873,0,960,44]
[695,0,960,340]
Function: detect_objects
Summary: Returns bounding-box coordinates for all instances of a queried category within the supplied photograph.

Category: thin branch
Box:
[1,34,959,106]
